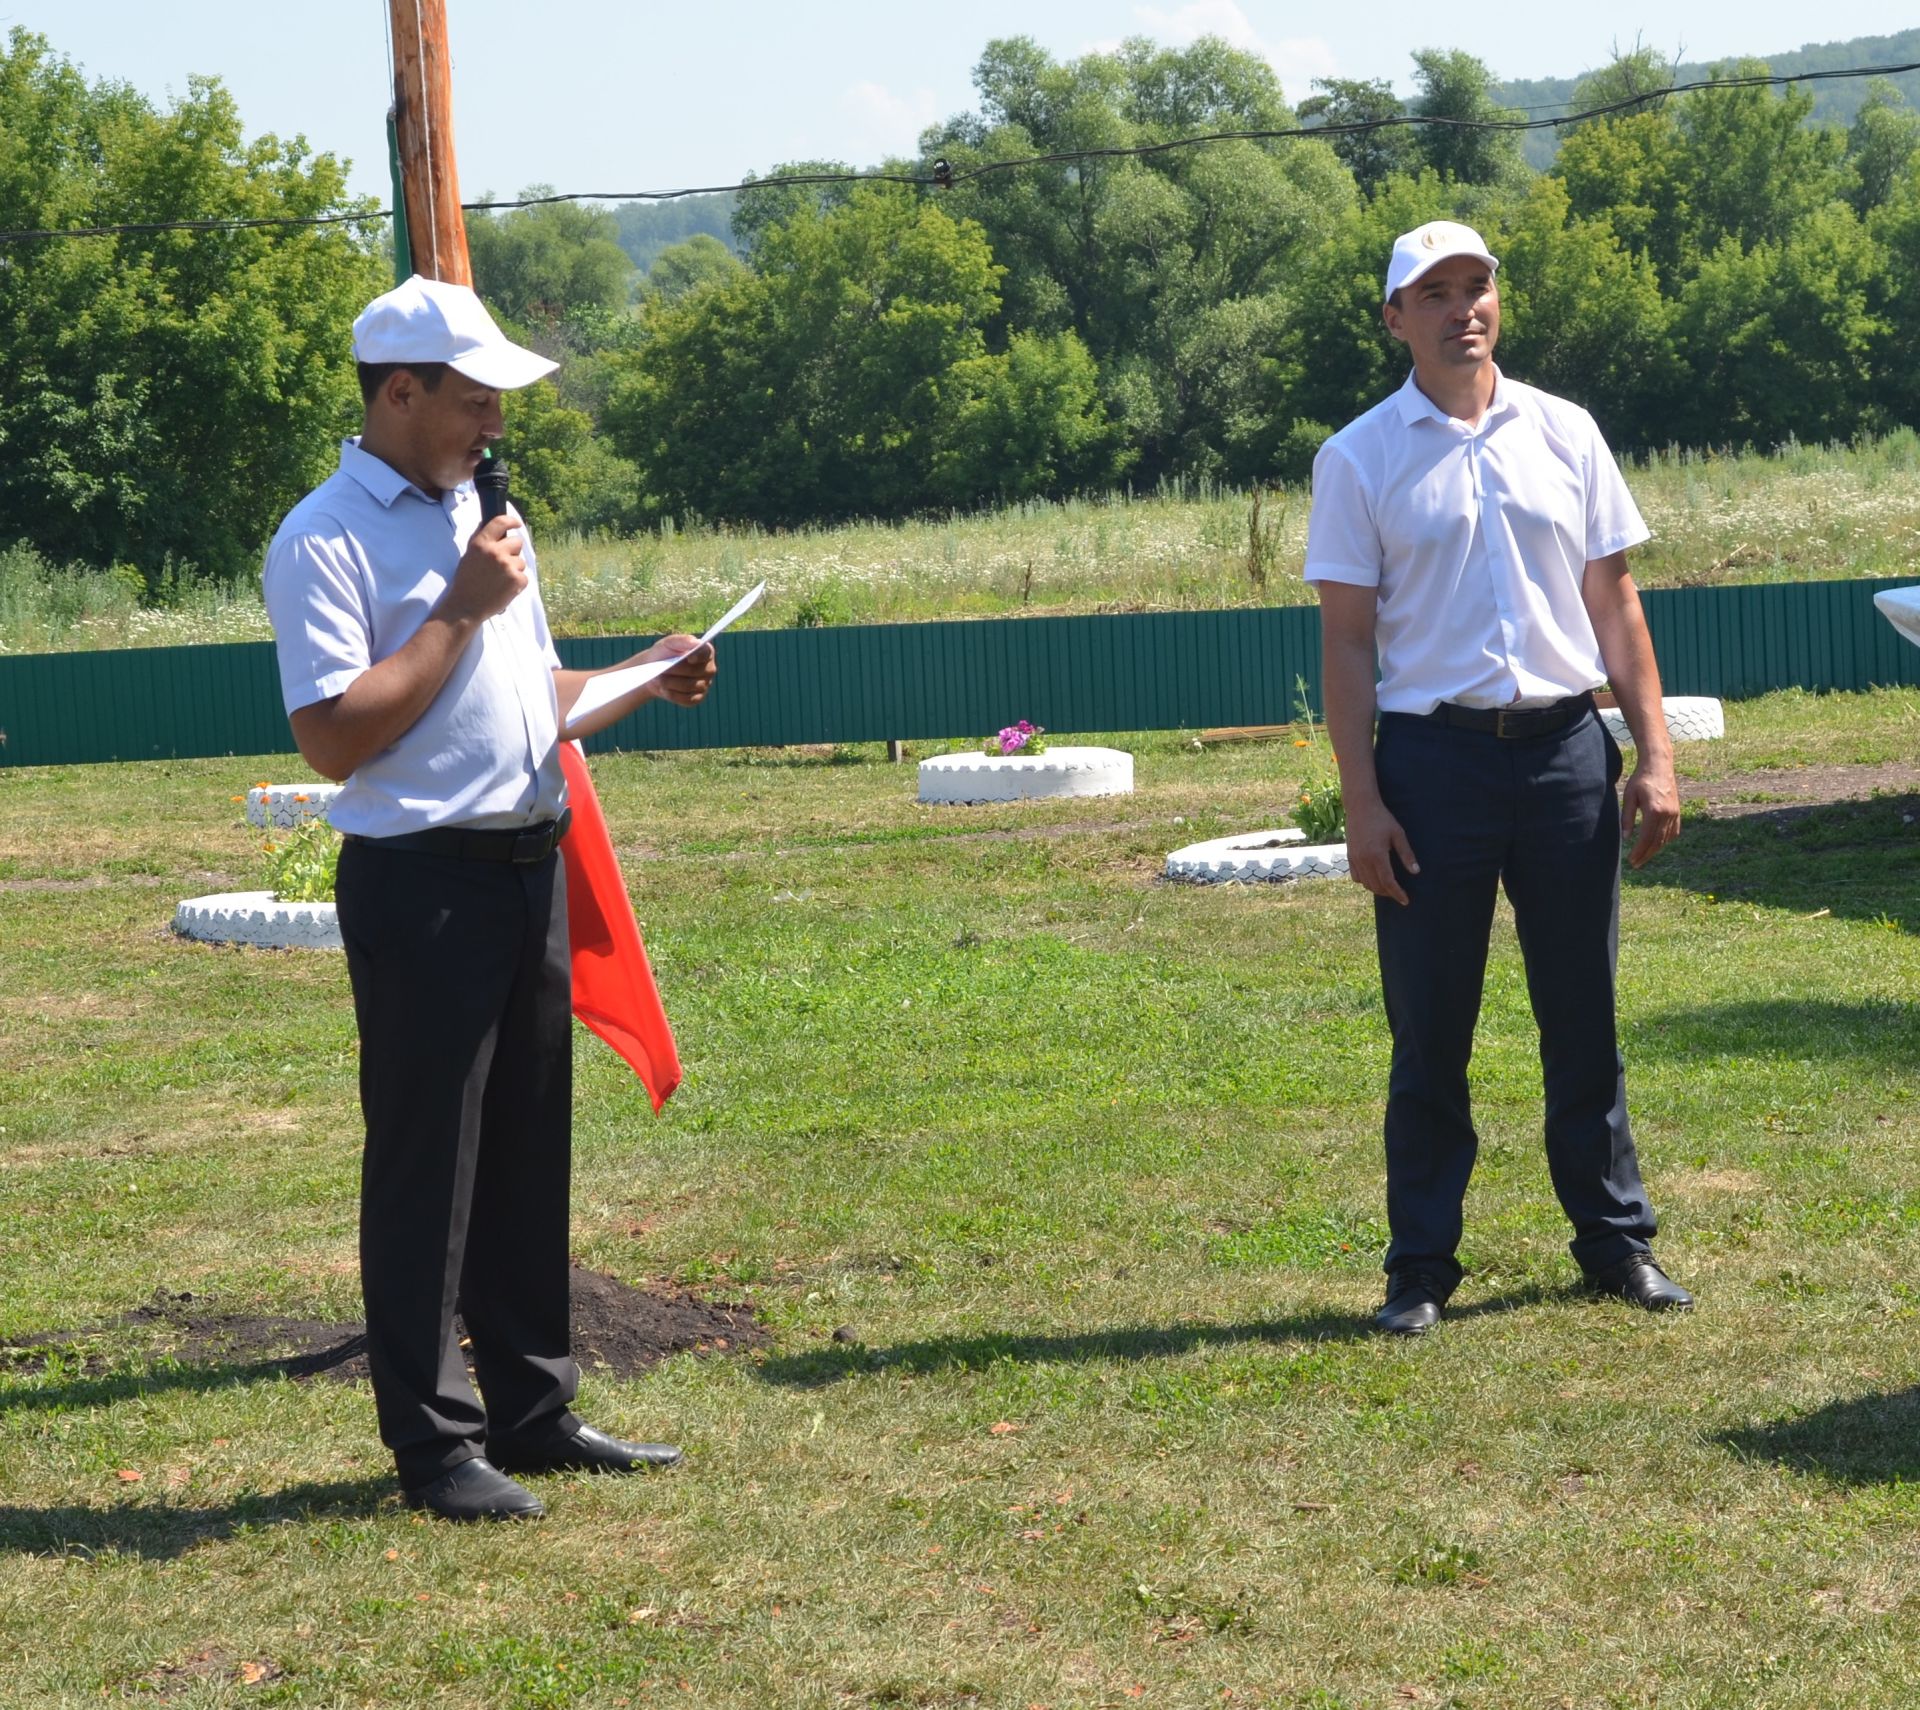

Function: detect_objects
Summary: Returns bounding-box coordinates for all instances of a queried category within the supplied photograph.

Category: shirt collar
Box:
[338,437,443,509]
[1394,365,1513,429]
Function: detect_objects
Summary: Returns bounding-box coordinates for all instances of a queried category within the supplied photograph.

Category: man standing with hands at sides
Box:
[265,276,717,1519]
[1303,222,1692,1336]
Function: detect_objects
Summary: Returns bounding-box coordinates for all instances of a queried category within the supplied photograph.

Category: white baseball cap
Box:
[1384,221,1499,299]
[351,274,558,390]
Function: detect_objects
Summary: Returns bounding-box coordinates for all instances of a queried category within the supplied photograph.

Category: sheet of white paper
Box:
[566,581,765,726]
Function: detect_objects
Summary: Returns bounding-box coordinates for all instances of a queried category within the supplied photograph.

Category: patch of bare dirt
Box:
[1682,762,1920,820]
[135,1647,283,1697]
[0,1263,764,1385]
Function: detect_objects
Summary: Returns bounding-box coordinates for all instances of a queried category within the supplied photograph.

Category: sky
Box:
[5,1,1918,208]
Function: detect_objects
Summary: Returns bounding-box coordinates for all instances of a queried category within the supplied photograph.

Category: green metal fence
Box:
[3,578,1916,770]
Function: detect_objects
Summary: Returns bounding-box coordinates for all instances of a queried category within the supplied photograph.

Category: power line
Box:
[2,57,1915,246]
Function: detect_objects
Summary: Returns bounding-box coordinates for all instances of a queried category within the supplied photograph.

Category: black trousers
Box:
[335,839,579,1487]
[1371,706,1658,1289]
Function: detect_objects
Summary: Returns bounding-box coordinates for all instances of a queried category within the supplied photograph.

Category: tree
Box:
[931,330,1129,502]
[1490,176,1675,445]
[1568,41,1676,114]
[1409,49,1530,188]
[499,380,597,536]
[1553,107,1693,284]
[1868,162,1920,425]
[643,233,742,302]
[1669,205,1889,446]
[731,161,859,258]
[0,29,384,586]
[923,35,1353,483]
[466,189,633,327]
[603,186,1119,524]
[1298,78,1420,194]
[1846,79,1920,214]
[1675,68,1846,256]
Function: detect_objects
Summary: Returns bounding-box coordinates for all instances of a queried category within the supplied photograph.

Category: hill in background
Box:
[1500,26,1920,166]
[613,192,740,273]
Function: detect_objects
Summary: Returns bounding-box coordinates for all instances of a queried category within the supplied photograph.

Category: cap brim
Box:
[447,345,559,390]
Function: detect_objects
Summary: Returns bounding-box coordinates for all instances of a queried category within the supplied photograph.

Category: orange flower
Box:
[1293,739,1309,747]
[292,794,309,803]
[230,795,245,803]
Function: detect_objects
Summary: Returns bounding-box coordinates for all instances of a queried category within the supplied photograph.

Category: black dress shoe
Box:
[404,1457,545,1522]
[1587,1252,1694,1311]
[490,1421,683,1476]
[1376,1268,1450,1335]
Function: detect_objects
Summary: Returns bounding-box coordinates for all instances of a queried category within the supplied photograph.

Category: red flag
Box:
[558,741,682,1110]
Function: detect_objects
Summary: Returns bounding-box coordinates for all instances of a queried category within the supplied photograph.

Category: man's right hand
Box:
[1344,790,1419,906]
[439,515,528,625]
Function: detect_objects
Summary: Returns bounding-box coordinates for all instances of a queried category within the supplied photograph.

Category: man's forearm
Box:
[1585,559,1672,769]
[1322,628,1384,804]
[290,611,481,782]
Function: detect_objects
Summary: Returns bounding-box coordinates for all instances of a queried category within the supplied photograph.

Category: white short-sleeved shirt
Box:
[1303,369,1650,715]
[263,439,567,838]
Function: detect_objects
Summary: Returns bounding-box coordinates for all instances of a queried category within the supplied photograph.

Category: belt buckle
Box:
[1495,708,1513,739]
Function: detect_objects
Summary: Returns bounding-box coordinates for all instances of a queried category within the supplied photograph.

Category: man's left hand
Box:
[1621,762,1681,867]
[638,635,717,707]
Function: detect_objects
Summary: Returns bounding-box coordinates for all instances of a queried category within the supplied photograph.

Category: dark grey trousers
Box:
[1372,706,1658,1288]
[335,840,579,1488]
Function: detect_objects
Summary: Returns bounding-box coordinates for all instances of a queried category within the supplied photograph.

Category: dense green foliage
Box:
[0,28,383,587]
[601,34,1920,518]
[7,25,1920,577]
[602,187,1127,525]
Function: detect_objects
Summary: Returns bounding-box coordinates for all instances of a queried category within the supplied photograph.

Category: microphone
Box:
[476,454,511,525]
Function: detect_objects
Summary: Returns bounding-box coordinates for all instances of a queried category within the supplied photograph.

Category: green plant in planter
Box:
[257,796,339,903]
[1290,675,1346,843]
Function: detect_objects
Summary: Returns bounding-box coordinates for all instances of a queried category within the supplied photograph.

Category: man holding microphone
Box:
[265,275,714,1519]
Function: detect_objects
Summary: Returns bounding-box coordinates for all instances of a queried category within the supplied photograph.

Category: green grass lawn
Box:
[1,689,1917,1707]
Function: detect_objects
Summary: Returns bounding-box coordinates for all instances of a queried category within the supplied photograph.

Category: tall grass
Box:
[6,429,1919,654]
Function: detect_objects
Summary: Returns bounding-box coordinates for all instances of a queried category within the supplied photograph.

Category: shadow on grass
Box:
[755,1287,1564,1387]
[0,1476,396,1561]
[0,1337,366,1416]
[1631,793,1920,932]
[1628,997,1920,1071]
[1717,1385,1920,1485]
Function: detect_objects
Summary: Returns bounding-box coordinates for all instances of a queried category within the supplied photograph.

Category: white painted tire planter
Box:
[1599,696,1724,746]
[246,784,343,830]
[1165,829,1350,884]
[173,891,342,950]
[1873,586,1920,650]
[918,745,1133,805]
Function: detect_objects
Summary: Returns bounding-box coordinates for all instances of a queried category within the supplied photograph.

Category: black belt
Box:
[345,808,572,863]
[1393,693,1594,740]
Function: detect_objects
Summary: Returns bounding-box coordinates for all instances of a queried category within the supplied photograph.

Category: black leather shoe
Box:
[490,1421,683,1476]
[404,1456,544,1522]
[1376,1268,1450,1335]
[1587,1253,1694,1311]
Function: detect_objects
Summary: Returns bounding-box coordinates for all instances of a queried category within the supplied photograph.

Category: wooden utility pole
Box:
[387,0,471,285]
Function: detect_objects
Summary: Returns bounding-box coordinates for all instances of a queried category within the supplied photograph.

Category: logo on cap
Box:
[1421,228,1440,248]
